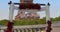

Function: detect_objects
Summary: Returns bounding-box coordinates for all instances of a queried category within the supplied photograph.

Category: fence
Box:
[0,25,45,32]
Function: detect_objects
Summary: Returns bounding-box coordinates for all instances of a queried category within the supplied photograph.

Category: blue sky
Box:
[0,0,60,20]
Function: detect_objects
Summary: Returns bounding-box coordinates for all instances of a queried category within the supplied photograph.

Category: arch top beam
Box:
[8,1,50,6]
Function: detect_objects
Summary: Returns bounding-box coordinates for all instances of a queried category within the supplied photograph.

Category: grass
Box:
[0,19,60,26]
[14,19,46,26]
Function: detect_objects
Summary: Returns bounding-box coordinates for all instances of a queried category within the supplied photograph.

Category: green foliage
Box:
[14,19,46,26]
[0,19,46,26]
[0,19,8,26]
[50,16,60,22]
[0,16,60,26]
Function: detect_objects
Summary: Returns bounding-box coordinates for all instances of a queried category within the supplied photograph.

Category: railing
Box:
[0,21,60,32]
[0,28,42,32]
[0,25,45,32]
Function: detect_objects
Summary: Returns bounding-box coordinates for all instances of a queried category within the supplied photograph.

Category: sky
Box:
[0,0,60,20]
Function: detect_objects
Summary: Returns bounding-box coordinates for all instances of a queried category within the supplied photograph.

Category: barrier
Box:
[0,25,45,32]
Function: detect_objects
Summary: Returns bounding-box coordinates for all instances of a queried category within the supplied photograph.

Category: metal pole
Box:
[45,3,52,32]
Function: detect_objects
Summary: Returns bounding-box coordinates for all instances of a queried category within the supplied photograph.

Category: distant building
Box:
[15,0,40,20]
[20,0,33,3]
[15,11,40,20]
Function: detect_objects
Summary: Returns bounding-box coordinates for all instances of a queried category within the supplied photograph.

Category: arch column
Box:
[5,1,14,32]
[45,3,52,32]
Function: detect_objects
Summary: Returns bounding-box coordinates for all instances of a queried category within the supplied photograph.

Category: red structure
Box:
[5,21,13,32]
[19,3,41,10]
[46,20,52,32]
